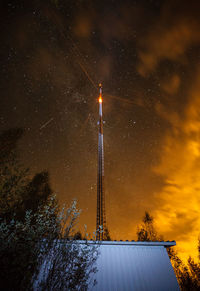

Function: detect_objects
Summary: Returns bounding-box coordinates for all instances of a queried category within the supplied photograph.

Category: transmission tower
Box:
[96,84,107,240]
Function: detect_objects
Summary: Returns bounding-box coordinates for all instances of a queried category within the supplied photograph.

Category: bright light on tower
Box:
[99,83,103,103]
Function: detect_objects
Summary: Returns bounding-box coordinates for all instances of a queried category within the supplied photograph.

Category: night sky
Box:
[1,0,200,261]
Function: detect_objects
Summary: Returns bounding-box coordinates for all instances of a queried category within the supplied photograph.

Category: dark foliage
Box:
[73,230,83,240]
[137,211,200,290]
[104,227,111,241]
[0,128,53,221]
[137,211,163,242]
[0,128,98,290]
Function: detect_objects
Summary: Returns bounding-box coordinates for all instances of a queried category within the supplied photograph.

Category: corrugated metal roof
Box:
[85,240,176,247]
[88,241,180,291]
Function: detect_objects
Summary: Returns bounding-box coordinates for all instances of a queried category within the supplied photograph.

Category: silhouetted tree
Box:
[73,230,83,240]
[198,238,200,261]
[0,128,53,221]
[0,128,99,290]
[0,128,24,159]
[36,200,99,290]
[137,211,200,290]
[21,171,53,218]
[104,227,111,241]
[0,128,29,220]
[188,256,200,288]
[137,211,163,241]
[168,247,200,291]
[0,198,99,290]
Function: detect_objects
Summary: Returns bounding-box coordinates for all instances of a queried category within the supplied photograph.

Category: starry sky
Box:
[1,0,200,261]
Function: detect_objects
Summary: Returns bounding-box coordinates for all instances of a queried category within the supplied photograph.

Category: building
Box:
[34,240,180,290]
[88,240,180,291]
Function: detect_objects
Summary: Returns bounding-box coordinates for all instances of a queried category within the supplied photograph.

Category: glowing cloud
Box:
[153,72,200,261]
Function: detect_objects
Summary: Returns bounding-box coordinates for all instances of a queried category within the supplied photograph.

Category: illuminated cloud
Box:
[161,75,180,95]
[153,72,200,261]
[135,1,200,261]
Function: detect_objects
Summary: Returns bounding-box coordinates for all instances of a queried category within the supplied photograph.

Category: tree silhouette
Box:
[137,211,200,290]
[0,128,29,220]
[0,128,24,159]
[0,128,53,221]
[73,230,83,240]
[137,211,163,241]
[104,227,111,241]
[0,128,99,290]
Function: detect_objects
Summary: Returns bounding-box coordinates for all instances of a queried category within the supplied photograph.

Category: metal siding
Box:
[89,244,180,291]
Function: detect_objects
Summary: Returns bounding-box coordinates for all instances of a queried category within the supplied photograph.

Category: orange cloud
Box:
[153,72,200,262]
[161,75,181,95]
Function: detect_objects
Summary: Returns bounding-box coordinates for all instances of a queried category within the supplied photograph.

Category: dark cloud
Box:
[137,0,200,76]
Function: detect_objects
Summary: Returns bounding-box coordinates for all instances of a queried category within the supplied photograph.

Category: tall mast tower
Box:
[96,83,106,240]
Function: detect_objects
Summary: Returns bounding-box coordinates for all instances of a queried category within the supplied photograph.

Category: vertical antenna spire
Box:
[96,83,106,240]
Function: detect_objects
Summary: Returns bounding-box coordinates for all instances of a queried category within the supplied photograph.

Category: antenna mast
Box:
[96,83,106,240]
